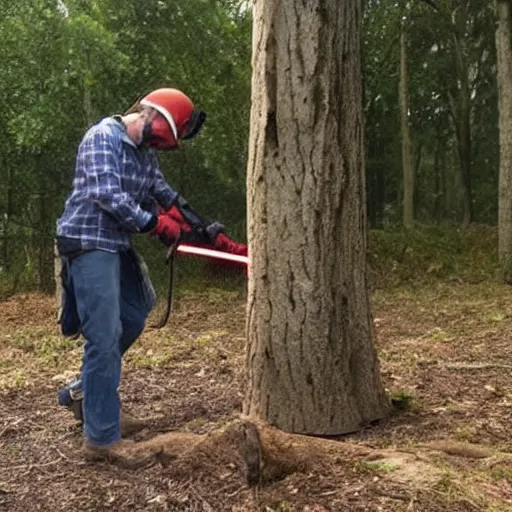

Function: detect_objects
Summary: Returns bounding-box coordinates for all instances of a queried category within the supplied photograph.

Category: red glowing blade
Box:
[176,244,249,265]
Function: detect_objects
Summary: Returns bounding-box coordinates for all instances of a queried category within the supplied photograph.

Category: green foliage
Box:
[355,460,399,474]
[389,390,415,411]
[363,0,498,226]
[368,224,499,288]
[132,223,501,308]
[0,0,504,295]
[0,0,251,294]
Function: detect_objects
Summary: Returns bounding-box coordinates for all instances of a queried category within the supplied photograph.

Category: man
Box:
[55,88,206,468]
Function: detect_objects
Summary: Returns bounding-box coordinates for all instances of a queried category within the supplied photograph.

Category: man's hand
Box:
[214,232,248,256]
[205,221,225,242]
[150,214,182,246]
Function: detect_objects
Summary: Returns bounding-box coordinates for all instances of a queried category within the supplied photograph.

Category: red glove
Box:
[214,233,248,256]
[151,214,182,246]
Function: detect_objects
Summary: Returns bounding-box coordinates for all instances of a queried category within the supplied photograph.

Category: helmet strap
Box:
[141,121,153,146]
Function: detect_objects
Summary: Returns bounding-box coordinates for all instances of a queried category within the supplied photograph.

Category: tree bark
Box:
[450,6,473,226]
[1,165,13,274]
[400,9,414,228]
[455,78,472,226]
[497,0,512,282]
[244,0,389,435]
[434,135,443,223]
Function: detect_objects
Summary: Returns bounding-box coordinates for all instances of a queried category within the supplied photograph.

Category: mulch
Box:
[1,285,512,511]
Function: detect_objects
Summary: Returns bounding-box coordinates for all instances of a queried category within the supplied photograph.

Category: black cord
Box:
[151,245,177,329]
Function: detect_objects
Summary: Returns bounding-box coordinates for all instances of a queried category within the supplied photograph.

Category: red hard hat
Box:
[140,88,206,149]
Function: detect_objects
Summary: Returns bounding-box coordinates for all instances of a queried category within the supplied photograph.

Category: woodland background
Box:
[3,3,512,511]
[0,0,503,295]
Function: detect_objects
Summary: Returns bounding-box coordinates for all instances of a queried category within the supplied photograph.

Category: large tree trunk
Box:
[400,8,414,228]
[244,0,389,435]
[497,0,512,282]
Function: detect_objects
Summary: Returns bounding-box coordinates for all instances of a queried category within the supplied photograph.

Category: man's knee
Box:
[71,250,122,350]
[80,311,122,359]
[85,332,122,361]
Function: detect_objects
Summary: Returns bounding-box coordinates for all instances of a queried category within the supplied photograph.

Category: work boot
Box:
[82,439,157,469]
[58,377,146,437]
[120,410,146,437]
[57,375,84,423]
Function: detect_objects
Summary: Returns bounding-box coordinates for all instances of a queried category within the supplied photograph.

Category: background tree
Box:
[363,0,497,226]
[496,0,512,282]
[400,1,415,227]
[0,0,251,296]
[244,0,390,435]
[0,0,505,297]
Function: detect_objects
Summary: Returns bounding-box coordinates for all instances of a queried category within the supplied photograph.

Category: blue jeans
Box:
[69,249,150,446]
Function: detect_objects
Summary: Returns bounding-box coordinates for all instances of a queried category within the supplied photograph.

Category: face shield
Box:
[143,110,207,150]
[180,110,207,140]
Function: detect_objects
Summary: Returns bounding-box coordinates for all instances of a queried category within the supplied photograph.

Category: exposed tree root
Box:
[134,417,452,487]
[417,441,495,459]
[442,362,512,371]
[130,414,512,509]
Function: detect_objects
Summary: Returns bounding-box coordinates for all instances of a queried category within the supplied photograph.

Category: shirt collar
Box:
[112,115,139,148]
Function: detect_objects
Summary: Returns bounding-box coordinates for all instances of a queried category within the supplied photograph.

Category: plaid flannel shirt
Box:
[56,116,178,252]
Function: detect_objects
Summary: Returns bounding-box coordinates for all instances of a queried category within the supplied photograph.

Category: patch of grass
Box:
[379,349,419,371]
[195,330,228,346]
[36,335,81,365]
[267,502,295,512]
[6,329,79,355]
[482,310,507,324]
[126,328,232,370]
[427,466,512,512]
[132,349,176,369]
[0,369,27,389]
[176,285,245,307]
[429,327,451,342]
[355,460,399,474]
[445,402,466,414]
[389,390,415,411]
[183,417,210,431]
[490,467,512,483]
[453,424,479,443]
[7,445,20,455]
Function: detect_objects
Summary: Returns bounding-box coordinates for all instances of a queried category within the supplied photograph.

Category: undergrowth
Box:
[368,223,499,289]
[0,223,501,299]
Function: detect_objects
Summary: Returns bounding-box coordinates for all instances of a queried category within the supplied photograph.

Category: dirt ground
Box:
[2,282,512,511]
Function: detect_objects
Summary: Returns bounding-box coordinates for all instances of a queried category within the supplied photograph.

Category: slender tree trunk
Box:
[434,135,443,223]
[450,6,473,226]
[400,9,414,228]
[364,97,386,228]
[36,156,47,292]
[496,0,512,282]
[367,160,386,229]
[244,0,389,435]
[375,161,386,227]
[456,81,472,226]
[1,166,14,273]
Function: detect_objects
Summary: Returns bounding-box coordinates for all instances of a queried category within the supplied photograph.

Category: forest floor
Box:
[2,281,512,511]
